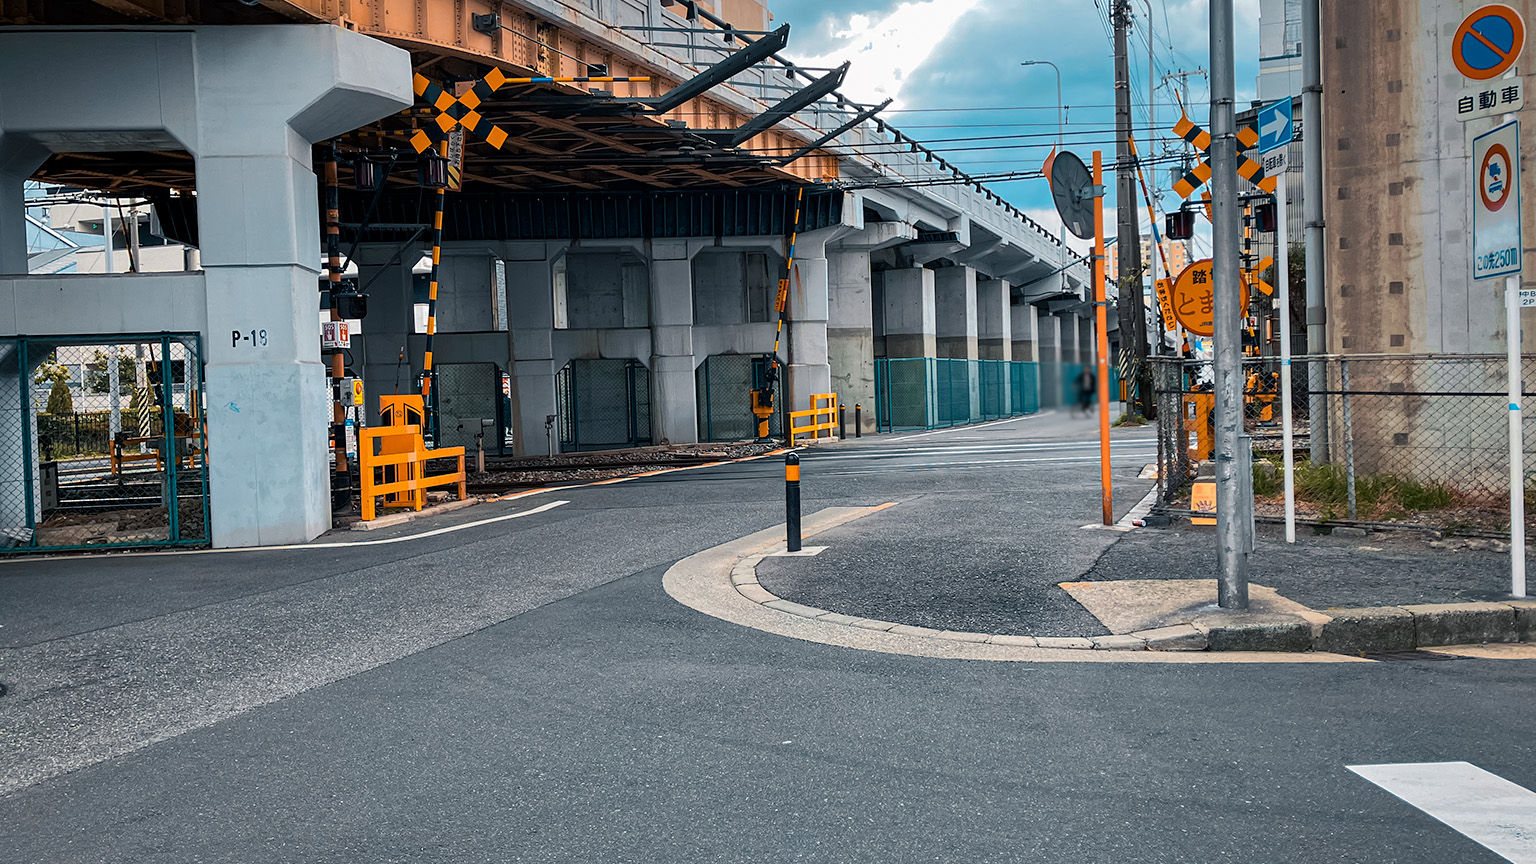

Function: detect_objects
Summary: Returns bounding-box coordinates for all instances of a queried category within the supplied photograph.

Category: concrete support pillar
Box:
[0,142,48,276]
[977,278,1011,361]
[0,26,411,548]
[827,249,875,433]
[1057,313,1080,364]
[649,240,697,444]
[1038,310,1062,408]
[934,265,979,360]
[504,243,558,456]
[1079,316,1094,368]
[1011,303,1040,362]
[355,244,420,427]
[883,267,936,358]
[786,233,832,416]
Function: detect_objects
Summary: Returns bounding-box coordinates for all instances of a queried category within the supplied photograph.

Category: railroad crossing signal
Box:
[410,69,651,154]
[1171,110,1278,199]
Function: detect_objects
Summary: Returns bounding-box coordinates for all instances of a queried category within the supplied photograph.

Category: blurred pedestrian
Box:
[1074,366,1096,416]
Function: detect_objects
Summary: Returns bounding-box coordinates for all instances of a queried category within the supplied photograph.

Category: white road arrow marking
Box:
[1349,761,1536,863]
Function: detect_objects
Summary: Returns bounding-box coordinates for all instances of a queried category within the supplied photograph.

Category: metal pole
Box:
[1278,171,1297,542]
[1302,0,1329,462]
[855,404,863,438]
[785,451,802,552]
[1342,358,1356,520]
[1094,151,1114,525]
[1211,0,1249,607]
[101,205,114,274]
[1144,0,1158,350]
[1113,0,1149,417]
[1019,61,1062,150]
[1508,275,1527,597]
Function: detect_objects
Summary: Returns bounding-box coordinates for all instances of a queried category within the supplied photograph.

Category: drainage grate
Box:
[1363,650,1460,662]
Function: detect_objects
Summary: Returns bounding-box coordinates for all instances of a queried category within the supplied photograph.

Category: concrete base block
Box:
[1315,606,1415,654]
[1507,600,1536,642]
[1402,602,1519,646]
[1191,612,1313,652]
[1134,624,1209,651]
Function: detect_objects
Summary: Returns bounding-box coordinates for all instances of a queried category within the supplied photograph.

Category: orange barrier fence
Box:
[359,424,467,521]
[789,392,839,443]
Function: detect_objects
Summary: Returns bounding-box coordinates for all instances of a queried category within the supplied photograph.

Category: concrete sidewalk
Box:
[759,442,1535,650]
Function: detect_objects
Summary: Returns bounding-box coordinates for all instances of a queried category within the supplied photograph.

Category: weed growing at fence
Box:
[1254,457,1459,515]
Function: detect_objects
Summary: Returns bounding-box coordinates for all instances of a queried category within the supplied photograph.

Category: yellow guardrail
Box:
[789,392,839,444]
[359,424,467,521]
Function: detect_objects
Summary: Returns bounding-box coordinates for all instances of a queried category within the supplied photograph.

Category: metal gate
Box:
[696,353,781,441]
[435,362,506,456]
[3,334,209,552]
[555,358,652,451]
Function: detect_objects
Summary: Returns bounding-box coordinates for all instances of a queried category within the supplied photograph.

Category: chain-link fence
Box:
[435,362,507,456]
[696,353,782,441]
[3,335,209,552]
[556,358,652,451]
[874,359,1040,431]
[1152,353,1536,531]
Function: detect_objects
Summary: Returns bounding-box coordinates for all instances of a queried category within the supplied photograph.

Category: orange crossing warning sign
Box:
[1171,110,1277,199]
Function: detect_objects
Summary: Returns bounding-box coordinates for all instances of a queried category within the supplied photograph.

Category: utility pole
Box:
[1210,0,1249,607]
[1301,0,1329,461]
[1113,0,1149,416]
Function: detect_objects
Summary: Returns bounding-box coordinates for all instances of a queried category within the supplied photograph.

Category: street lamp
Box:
[1020,60,1063,149]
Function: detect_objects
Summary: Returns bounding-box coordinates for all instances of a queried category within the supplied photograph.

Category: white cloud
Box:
[783,0,984,108]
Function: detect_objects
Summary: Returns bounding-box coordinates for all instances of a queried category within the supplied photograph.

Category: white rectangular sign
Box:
[1473,120,1522,281]
[1457,79,1524,122]
[321,320,350,349]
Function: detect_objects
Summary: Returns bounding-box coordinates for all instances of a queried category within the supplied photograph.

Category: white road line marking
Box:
[0,501,572,561]
[1348,761,1536,863]
[882,414,1042,441]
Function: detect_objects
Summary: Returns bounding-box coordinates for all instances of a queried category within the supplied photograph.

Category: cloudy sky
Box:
[766,0,1263,249]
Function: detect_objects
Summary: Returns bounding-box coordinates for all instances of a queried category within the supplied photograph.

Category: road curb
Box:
[734,558,1536,654]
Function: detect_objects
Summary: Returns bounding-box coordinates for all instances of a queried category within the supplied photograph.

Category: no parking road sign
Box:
[1473,120,1522,280]
[1454,5,1525,80]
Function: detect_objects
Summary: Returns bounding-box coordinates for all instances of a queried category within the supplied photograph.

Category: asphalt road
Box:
[2,411,1533,862]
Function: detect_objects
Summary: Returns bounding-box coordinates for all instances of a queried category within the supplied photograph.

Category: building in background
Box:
[1257,0,1304,103]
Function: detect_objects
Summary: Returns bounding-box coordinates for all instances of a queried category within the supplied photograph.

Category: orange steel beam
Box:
[253,0,836,182]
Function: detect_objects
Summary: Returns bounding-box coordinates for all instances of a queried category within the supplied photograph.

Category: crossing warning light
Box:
[1254,201,1278,234]
[1166,210,1195,241]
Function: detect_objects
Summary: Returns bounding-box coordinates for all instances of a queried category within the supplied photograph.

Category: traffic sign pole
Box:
[1507,272,1525,597]
[1278,172,1296,543]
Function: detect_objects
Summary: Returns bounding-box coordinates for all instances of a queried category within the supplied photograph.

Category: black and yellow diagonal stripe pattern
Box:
[1170,110,1278,199]
[410,70,651,154]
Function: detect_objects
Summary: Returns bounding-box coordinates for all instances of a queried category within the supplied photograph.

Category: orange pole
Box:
[1093,151,1114,525]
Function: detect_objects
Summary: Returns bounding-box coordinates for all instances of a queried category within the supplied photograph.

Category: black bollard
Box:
[785,452,801,552]
[854,404,863,438]
[839,404,846,439]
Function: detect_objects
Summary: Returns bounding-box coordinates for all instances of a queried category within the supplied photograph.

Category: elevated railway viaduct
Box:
[0,0,1100,548]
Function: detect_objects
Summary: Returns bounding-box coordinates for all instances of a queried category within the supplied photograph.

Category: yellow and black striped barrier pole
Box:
[422,140,446,442]
[785,452,801,552]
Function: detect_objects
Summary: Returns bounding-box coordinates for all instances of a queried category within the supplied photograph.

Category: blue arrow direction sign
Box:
[1257,98,1294,153]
